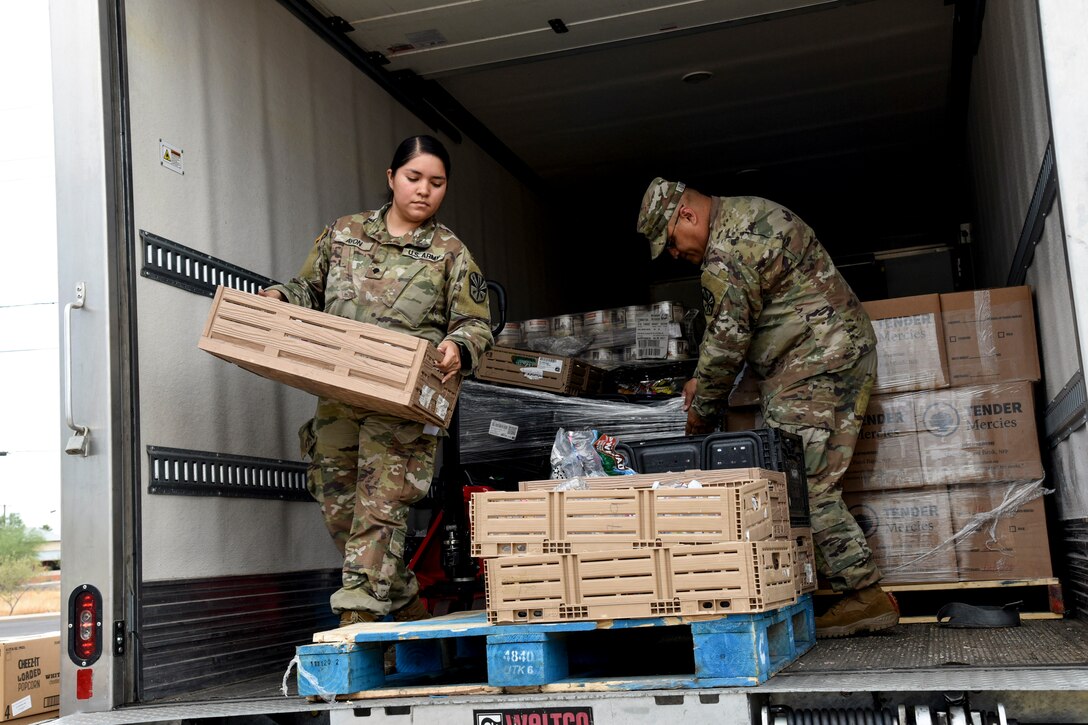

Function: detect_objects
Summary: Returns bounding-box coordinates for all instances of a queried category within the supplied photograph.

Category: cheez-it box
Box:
[2,634,59,722]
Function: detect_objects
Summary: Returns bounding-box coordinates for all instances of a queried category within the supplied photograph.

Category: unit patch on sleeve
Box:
[469,271,488,304]
[702,286,717,317]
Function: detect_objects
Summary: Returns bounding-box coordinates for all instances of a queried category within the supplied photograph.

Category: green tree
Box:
[0,514,45,615]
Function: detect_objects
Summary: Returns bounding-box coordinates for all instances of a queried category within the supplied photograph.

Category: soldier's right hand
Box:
[681,378,697,411]
[258,288,286,301]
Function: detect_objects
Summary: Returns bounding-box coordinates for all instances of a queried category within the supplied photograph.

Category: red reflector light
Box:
[74,591,98,661]
[76,667,93,700]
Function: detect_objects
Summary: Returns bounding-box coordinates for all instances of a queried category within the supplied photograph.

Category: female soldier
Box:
[261,135,493,625]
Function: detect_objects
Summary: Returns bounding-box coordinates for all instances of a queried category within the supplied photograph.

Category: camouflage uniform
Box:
[269,204,493,615]
[638,181,880,592]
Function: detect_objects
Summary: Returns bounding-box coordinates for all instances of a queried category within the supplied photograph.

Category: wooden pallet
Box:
[295,596,815,700]
[198,285,459,427]
[815,577,1064,623]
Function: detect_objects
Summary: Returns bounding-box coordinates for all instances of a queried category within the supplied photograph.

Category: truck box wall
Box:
[969,0,1088,607]
[1037,1,1088,613]
[125,0,558,582]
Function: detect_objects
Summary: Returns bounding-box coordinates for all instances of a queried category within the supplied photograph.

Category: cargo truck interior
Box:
[55,0,1088,719]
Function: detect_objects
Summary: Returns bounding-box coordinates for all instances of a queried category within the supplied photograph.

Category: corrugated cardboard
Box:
[843,382,1043,490]
[915,381,1043,485]
[2,634,59,722]
[863,294,950,394]
[842,393,924,492]
[950,482,1053,580]
[941,286,1041,386]
[844,486,958,583]
[475,346,605,396]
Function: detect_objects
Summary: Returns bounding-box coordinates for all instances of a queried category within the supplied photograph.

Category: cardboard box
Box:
[842,393,924,492]
[843,382,1043,489]
[844,486,958,583]
[475,346,605,396]
[941,286,1041,386]
[2,634,60,722]
[198,286,459,427]
[950,482,1053,580]
[863,294,950,394]
[915,381,1043,485]
[485,541,797,623]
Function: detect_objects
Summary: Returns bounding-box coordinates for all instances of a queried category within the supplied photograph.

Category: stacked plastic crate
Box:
[470,468,814,624]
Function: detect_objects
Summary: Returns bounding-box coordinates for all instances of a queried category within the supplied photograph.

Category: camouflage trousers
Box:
[761,351,881,593]
[302,397,438,616]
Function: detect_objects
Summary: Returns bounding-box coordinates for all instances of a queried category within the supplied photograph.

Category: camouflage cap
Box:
[637,177,686,259]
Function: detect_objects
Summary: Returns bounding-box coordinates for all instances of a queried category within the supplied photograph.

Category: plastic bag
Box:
[550,428,607,479]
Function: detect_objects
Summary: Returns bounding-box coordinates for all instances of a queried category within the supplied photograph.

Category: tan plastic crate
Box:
[471,483,776,557]
[515,469,790,540]
[198,286,459,427]
[485,541,797,623]
[518,467,786,491]
[790,527,817,595]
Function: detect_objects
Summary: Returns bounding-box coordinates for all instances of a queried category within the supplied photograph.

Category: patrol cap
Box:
[637,177,686,259]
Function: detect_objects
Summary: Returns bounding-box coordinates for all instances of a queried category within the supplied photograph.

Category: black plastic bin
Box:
[616,428,811,527]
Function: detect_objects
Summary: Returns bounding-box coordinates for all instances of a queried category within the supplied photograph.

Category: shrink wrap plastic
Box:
[458,379,686,463]
[845,478,1051,583]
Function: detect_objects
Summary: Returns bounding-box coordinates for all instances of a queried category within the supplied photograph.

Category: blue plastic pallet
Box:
[295,595,814,698]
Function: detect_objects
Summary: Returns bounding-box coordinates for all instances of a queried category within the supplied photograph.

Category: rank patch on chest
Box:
[404,248,444,262]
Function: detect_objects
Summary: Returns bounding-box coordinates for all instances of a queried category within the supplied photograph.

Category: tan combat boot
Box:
[339,609,379,627]
[391,596,431,622]
[815,584,899,638]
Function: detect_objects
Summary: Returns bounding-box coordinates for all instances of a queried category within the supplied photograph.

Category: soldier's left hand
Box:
[436,340,461,383]
[685,408,716,435]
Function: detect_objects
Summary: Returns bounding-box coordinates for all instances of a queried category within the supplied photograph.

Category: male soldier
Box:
[637,177,898,637]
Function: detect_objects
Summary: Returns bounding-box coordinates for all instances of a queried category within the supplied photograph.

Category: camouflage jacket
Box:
[268,204,493,372]
[692,196,876,419]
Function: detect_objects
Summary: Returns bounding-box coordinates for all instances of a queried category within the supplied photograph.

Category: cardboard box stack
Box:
[843,286,1050,584]
[2,634,59,723]
[471,468,814,623]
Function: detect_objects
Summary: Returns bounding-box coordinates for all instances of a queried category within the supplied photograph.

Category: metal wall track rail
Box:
[147,445,310,500]
[140,229,278,297]
[1045,370,1087,447]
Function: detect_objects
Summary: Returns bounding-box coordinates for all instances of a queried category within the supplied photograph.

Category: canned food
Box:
[583,309,626,328]
[651,301,686,324]
[494,321,523,347]
[551,314,584,338]
[666,339,690,359]
[586,347,620,363]
[624,305,650,328]
[524,318,552,339]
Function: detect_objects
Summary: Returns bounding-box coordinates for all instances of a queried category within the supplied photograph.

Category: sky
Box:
[0,3,60,533]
